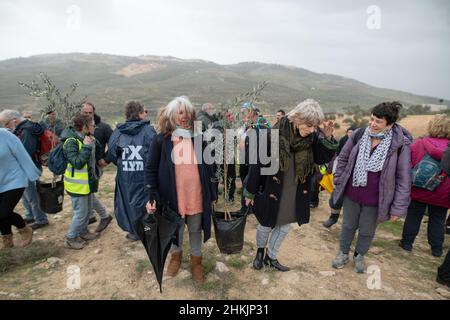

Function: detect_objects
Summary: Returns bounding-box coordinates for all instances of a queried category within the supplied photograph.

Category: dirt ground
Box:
[1,114,449,300]
[0,165,449,300]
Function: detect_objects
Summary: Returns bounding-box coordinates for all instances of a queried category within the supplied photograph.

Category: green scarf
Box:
[275,117,315,184]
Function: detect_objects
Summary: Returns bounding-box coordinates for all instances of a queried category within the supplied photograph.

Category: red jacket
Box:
[410,137,450,209]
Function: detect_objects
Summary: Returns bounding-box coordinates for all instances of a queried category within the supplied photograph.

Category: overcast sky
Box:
[1,0,449,99]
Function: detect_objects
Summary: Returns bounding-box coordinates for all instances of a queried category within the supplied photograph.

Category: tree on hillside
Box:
[18,72,86,126]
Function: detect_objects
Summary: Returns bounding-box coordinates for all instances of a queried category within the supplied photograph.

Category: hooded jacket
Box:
[333,124,413,222]
[14,119,44,169]
[410,137,450,208]
[106,120,156,234]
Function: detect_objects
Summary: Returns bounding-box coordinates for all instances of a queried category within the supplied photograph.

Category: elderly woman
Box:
[332,102,412,273]
[244,99,338,271]
[106,101,156,241]
[144,96,216,283]
[400,114,450,257]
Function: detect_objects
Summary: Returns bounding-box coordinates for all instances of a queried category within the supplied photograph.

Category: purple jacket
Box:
[333,124,413,223]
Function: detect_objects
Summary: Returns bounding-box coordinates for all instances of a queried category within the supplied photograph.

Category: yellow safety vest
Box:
[63,138,90,195]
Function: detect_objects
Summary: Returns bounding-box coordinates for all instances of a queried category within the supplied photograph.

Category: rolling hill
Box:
[0,53,446,119]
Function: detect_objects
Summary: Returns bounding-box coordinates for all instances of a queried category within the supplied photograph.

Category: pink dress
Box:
[172,136,203,217]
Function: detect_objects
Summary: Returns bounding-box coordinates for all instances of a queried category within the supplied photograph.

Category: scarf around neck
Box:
[352,127,393,187]
[276,117,315,184]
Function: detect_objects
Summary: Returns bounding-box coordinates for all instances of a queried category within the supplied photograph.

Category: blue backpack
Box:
[47,138,75,175]
[411,154,445,191]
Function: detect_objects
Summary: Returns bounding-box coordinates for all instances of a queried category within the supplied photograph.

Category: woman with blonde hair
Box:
[144,96,216,283]
[400,114,450,257]
[244,99,338,271]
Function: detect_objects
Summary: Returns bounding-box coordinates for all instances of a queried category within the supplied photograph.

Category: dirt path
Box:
[1,168,449,300]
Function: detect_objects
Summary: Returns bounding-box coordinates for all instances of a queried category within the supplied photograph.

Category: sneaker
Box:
[88,217,98,225]
[354,254,366,274]
[332,251,349,269]
[65,237,87,250]
[126,233,140,242]
[80,232,100,241]
[31,222,49,230]
[95,215,113,233]
[323,214,339,228]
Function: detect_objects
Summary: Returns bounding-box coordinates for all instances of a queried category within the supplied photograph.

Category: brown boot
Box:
[18,226,33,247]
[1,234,14,249]
[190,255,205,283]
[166,251,182,277]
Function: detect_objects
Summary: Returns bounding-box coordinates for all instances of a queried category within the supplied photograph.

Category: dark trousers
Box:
[239,164,249,183]
[309,172,321,206]
[438,249,450,282]
[0,188,26,235]
[401,200,448,252]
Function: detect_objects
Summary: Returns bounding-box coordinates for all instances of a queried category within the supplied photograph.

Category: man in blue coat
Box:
[105,101,156,241]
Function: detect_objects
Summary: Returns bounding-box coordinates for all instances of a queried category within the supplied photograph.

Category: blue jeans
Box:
[88,194,109,220]
[256,224,291,259]
[23,181,48,224]
[67,194,93,239]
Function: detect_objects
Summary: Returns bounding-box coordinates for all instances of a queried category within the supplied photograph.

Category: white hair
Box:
[157,96,196,134]
[0,109,24,124]
[202,102,215,112]
[287,99,325,126]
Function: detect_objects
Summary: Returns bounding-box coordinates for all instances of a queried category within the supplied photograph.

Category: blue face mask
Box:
[369,127,391,139]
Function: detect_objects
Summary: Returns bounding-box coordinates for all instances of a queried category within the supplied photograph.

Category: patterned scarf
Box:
[276,117,315,184]
[352,127,393,187]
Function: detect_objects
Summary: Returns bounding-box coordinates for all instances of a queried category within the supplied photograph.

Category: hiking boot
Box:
[436,274,450,289]
[126,233,140,242]
[263,254,290,272]
[253,248,265,270]
[332,251,349,269]
[167,251,183,277]
[190,255,205,283]
[95,215,113,233]
[432,249,443,258]
[88,217,97,225]
[24,218,35,225]
[1,234,14,249]
[354,254,366,274]
[65,237,87,250]
[31,222,49,230]
[399,241,412,252]
[323,214,340,228]
[18,226,33,247]
[80,231,100,241]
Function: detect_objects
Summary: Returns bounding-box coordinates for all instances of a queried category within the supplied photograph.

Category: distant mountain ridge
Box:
[0,52,445,117]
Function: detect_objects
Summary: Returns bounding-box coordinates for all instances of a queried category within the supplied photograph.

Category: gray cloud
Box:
[0,0,449,99]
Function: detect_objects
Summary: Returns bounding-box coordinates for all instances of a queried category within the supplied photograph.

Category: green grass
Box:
[0,241,62,275]
[227,257,248,270]
[377,220,404,237]
[134,259,152,277]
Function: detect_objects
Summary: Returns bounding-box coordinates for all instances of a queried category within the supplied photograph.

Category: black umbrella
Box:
[134,205,182,293]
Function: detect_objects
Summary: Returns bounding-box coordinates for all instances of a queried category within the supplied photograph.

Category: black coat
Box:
[144,133,217,242]
[106,120,156,235]
[245,130,337,228]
